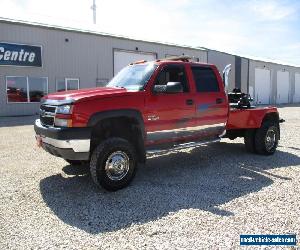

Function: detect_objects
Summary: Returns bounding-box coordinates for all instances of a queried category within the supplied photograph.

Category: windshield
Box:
[107,63,157,91]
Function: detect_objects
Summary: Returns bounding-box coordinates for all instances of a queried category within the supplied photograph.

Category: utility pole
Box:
[91,0,97,24]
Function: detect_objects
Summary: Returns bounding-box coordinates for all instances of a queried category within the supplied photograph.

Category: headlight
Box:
[54,105,73,127]
[56,105,73,114]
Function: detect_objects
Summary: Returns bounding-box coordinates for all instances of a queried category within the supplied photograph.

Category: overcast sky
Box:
[1,0,300,65]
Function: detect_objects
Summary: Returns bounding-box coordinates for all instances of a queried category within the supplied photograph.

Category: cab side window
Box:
[191,66,220,92]
[155,65,189,92]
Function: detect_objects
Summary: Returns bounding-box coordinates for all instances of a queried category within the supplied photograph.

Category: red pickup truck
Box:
[34,56,282,191]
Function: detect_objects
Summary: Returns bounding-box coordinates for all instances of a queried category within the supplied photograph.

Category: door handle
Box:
[216,98,223,104]
[186,99,194,105]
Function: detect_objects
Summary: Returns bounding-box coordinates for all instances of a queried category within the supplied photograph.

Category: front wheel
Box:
[90,137,137,191]
[65,160,89,166]
[254,122,279,155]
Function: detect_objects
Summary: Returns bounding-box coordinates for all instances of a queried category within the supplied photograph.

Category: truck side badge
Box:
[147,115,160,121]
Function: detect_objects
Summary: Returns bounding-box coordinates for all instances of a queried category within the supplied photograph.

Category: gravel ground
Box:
[0,106,299,249]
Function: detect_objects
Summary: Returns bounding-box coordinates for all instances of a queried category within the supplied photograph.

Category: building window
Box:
[56,78,80,92]
[66,78,79,90]
[28,77,48,102]
[191,66,220,92]
[6,76,48,103]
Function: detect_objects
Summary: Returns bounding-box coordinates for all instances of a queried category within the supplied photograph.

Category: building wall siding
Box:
[207,50,236,91]
[241,57,249,94]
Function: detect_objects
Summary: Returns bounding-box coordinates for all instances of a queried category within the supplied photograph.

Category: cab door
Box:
[144,64,196,148]
[188,65,228,141]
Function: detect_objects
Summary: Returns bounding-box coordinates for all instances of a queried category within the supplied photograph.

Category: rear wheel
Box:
[90,137,137,191]
[254,122,279,155]
[244,129,256,153]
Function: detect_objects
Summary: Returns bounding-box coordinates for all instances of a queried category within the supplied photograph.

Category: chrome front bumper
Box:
[34,119,91,160]
[38,135,90,153]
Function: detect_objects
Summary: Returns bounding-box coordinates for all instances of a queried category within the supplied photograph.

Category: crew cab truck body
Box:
[34,57,281,191]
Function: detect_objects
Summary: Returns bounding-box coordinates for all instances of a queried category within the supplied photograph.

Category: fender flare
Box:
[261,111,280,139]
[88,109,145,135]
[87,109,146,162]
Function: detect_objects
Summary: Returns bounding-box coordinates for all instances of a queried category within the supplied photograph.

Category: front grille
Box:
[40,116,55,126]
[40,104,56,113]
[40,104,56,126]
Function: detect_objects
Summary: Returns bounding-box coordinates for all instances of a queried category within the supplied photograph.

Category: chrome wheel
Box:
[105,151,130,181]
[265,127,276,151]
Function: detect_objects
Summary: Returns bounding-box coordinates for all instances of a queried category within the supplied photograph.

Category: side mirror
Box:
[222,64,231,92]
[153,82,183,94]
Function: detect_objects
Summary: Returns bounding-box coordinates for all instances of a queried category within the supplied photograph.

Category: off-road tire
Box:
[244,129,256,153]
[90,137,137,191]
[254,121,279,155]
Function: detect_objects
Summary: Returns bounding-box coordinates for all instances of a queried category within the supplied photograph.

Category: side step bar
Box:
[146,138,221,156]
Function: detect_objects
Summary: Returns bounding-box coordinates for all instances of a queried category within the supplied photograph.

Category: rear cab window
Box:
[191,66,220,92]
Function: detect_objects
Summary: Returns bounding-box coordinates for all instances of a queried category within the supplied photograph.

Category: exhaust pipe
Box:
[222,64,231,93]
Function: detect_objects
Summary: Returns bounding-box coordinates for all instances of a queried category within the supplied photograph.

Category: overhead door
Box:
[114,50,156,75]
[294,73,300,103]
[277,71,290,104]
[255,68,271,104]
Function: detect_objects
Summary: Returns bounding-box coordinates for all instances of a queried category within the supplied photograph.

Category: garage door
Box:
[255,68,271,104]
[294,73,300,103]
[277,71,290,104]
[114,50,156,75]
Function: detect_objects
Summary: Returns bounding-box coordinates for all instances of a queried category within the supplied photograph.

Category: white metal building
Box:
[248,59,300,105]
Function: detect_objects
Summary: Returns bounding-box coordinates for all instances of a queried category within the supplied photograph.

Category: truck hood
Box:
[44,87,130,102]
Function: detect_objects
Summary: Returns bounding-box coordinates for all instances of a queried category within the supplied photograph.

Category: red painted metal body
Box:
[43,60,279,146]
[226,107,278,129]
